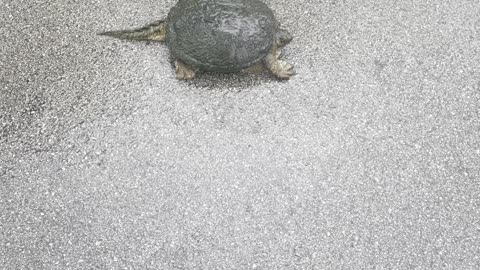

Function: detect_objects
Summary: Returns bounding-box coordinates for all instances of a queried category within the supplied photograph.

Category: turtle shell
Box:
[165,0,276,72]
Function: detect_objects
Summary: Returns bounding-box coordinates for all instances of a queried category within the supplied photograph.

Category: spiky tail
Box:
[98,20,166,41]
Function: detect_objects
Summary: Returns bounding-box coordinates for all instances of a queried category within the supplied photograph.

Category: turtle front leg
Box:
[175,59,196,80]
[265,48,295,80]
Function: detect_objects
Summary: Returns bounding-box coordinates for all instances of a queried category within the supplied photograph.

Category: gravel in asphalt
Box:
[1,0,479,269]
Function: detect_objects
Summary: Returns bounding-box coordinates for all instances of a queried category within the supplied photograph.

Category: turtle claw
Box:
[175,59,195,80]
[265,48,295,80]
[274,60,295,79]
[275,49,282,58]
[265,54,295,80]
[269,61,295,79]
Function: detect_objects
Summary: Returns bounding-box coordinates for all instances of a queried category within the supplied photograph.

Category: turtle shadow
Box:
[167,58,286,91]
[185,72,279,90]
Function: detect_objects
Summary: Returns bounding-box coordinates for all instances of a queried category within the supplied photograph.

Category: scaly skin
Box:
[175,59,196,80]
[99,20,166,41]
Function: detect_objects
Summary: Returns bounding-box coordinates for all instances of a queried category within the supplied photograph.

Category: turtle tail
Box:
[98,20,166,41]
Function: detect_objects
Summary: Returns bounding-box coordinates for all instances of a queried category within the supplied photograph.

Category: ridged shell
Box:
[165,0,276,72]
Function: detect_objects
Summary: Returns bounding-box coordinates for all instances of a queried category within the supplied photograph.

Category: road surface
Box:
[1,0,479,269]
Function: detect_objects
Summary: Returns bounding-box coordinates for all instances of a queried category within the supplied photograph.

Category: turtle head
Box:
[275,28,292,48]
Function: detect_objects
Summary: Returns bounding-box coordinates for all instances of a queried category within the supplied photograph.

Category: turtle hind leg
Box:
[264,47,295,80]
[175,59,196,80]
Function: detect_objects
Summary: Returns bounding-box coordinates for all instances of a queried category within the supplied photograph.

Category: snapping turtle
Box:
[99,0,295,80]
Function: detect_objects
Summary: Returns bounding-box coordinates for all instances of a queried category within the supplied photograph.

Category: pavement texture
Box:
[1,0,480,269]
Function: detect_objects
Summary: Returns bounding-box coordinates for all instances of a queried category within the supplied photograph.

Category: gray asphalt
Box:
[1,0,480,269]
